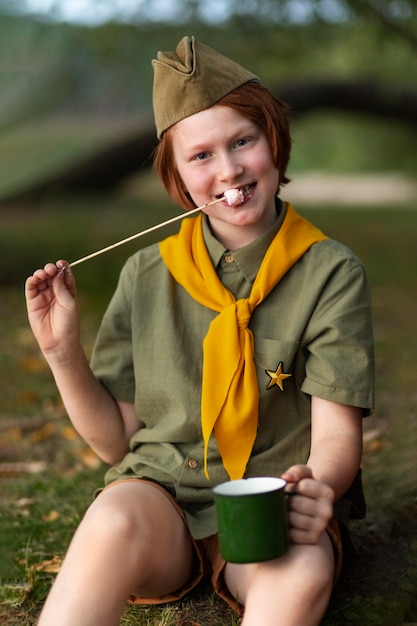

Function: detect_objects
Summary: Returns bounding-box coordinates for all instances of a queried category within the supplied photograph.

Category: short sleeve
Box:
[301,249,374,413]
[90,257,136,403]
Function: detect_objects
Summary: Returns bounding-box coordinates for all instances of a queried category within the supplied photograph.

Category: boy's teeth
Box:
[241,184,253,196]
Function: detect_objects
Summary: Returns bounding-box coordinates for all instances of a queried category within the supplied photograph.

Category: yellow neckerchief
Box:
[159,202,328,480]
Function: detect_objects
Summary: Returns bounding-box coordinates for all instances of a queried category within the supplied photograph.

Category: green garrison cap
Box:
[152,36,259,138]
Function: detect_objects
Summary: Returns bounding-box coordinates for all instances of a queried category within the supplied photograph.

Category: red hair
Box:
[153,82,292,210]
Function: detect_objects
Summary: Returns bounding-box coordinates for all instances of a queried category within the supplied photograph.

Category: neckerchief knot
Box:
[236,299,252,329]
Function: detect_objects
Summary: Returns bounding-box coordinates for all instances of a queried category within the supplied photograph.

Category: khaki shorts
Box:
[99,478,343,614]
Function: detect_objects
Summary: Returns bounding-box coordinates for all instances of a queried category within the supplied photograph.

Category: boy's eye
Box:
[194,152,209,161]
[235,138,249,148]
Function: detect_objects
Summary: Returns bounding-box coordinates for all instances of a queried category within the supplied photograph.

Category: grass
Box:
[1,187,417,624]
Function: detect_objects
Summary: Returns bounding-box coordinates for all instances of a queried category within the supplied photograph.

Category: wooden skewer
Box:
[69,196,225,268]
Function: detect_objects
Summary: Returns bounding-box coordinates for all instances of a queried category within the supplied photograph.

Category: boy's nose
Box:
[218,153,244,181]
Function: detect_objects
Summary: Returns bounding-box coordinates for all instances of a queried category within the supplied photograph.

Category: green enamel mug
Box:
[213,477,289,563]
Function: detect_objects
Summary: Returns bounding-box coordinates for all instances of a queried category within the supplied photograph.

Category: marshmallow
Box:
[224,188,245,206]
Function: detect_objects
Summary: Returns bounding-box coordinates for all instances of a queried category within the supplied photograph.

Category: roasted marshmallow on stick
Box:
[68,188,243,268]
[224,187,245,206]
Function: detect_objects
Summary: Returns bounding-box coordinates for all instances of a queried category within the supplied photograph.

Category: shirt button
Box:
[188,459,198,469]
[224,254,234,263]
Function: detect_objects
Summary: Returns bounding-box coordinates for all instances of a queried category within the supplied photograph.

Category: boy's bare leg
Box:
[225,532,335,626]
[37,481,194,626]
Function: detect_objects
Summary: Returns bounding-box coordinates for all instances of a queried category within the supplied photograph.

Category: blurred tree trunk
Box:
[4,78,417,200]
[277,79,417,123]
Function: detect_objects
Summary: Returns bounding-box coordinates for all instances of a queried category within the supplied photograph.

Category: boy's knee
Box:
[300,563,332,604]
[290,544,334,606]
[83,496,143,544]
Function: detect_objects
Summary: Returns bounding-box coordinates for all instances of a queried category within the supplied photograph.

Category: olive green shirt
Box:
[91,203,374,539]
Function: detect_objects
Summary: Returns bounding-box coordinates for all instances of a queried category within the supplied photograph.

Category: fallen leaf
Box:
[62,426,79,441]
[0,461,46,477]
[32,555,63,573]
[5,426,23,442]
[30,422,56,443]
[363,423,388,442]
[75,447,101,469]
[42,510,60,522]
[364,438,389,454]
[15,497,36,507]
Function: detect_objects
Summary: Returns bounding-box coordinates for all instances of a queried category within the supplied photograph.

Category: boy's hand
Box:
[281,465,334,545]
[25,260,80,355]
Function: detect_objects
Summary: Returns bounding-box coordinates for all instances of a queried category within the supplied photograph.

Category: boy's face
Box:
[171,104,280,245]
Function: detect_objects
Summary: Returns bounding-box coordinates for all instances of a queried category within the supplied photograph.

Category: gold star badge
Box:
[265,361,292,391]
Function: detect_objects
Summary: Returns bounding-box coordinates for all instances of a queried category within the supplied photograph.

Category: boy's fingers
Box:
[281,464,313,483]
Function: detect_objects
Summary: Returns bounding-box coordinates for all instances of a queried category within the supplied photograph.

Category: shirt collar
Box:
[202,199,286,284]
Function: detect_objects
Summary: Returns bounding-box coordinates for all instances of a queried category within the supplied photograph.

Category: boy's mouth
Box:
[217,183,256,204]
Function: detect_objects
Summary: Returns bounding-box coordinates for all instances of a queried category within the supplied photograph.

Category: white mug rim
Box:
[213,476,286,497]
